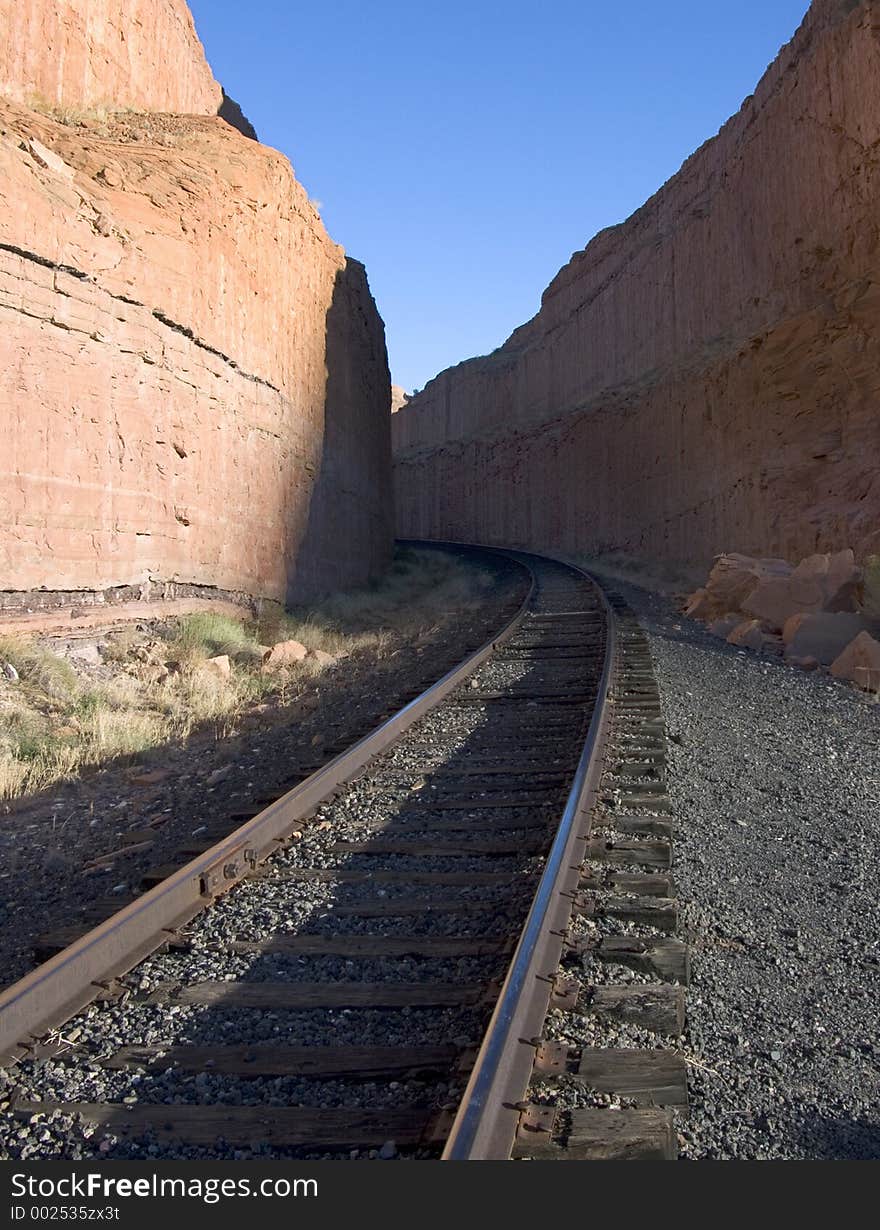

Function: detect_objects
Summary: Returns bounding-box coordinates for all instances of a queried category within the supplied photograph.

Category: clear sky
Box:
[189,0,811,393]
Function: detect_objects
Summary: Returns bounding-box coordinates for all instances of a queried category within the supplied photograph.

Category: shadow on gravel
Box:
[795,1113,880,1160]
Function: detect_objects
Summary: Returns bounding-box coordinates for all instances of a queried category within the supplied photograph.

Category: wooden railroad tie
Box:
[550,977,686,1037]
[513,1105,677,1161]
[14,1104,449,1149]
[104,1043,474,1080]
[579,870,677,897]
[572,892,680,933]
[533,1041,688,1106]
[587,837,672,868]
[144,980,499,1010]
[567,934,690,984]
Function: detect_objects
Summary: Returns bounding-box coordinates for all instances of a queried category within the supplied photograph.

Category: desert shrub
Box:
[0,636,78,699]
[162,612,258,672]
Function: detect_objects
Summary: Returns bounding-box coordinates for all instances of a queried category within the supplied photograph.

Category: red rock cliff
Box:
[0,1,392,606]
[393,0,880,572]
[0,0,222,115]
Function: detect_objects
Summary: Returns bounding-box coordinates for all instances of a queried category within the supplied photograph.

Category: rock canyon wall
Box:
[393,0,880,574]
[1,0,392,608]
[0,0,222,117]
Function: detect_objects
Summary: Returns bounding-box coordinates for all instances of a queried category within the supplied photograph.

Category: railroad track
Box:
[0,546,687,1161]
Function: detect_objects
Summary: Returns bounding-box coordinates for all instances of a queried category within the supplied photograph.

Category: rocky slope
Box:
[393,0,880,573]
[1,0,392,609]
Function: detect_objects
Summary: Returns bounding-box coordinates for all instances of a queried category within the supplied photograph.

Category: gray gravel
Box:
[611,578,880,1161]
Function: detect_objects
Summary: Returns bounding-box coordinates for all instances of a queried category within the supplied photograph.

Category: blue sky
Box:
[189,0,811,392]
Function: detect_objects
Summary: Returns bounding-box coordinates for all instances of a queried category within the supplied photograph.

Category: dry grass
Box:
[0,548,493,800]
[0,666,166,800]
[44,104,126,133]
[0,636,78,699]
[161,612,263,674]
[276,546,495,649]
[101,626,139,663]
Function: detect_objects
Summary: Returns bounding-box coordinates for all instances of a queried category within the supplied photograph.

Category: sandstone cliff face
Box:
[1,4,392,605]
[393,0,880,572]
[0,0,222,116]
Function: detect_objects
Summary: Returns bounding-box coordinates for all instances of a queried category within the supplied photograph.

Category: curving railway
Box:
[0,545,687,1161]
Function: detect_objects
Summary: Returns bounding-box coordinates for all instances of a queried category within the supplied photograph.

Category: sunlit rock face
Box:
[392,0,880,573]
[0,0,223,115]
[0,0,392,605]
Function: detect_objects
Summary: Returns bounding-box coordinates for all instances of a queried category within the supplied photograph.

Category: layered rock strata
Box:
[1,2,392,606]
[393,0,880,572]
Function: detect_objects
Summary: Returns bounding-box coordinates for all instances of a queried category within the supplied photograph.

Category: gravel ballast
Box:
[612,578,880,1161]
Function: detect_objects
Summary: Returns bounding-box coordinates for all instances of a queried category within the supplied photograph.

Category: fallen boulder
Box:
[690,553,792,620]
[782,613,809,645]
[262,639,308,670]
[743,549,861,630]
[789,655,819,671]
[727,620,768,651]
[791,549,861,613]
[206,654,231,678]
[829,630,880,686]
[727,621,783,654]
[742,577,801,630]
[784,612,867,666]
[308,649,337,667]
[684,588,715,620]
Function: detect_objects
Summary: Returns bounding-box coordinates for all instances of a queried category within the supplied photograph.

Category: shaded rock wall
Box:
[218,90,259,141]
[0,0,222,115]
[393,0,880,571]
[0,3,392,605]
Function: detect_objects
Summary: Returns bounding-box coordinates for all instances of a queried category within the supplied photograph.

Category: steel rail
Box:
[0,546,535,1066]
[442,555,617,1160]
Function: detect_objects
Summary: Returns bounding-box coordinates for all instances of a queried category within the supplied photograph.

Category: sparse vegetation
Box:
[0,548,495,800]
[0,636,78,699]
[100,626,138,663]
[49,104,113,128]
[162,611,262,673]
